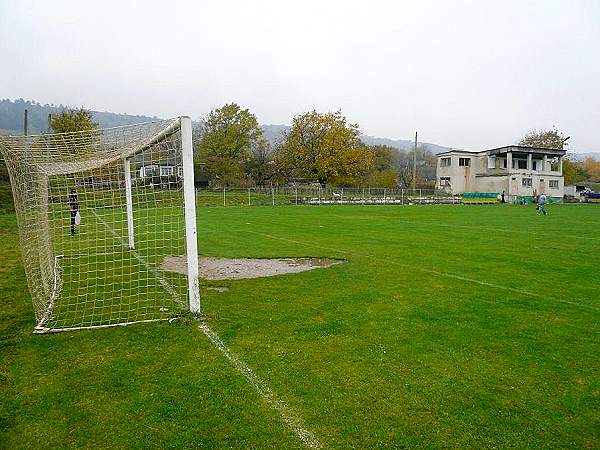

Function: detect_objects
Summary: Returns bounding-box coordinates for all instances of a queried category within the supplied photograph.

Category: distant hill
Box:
[358,134,451,154]
[0,98,158,135]
[570,152,600,161]
[261,124,451,154]
[5,99,594,159]
[261,124,289,145]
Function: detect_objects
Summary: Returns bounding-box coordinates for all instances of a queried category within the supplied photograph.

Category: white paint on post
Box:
[181,116,200,314]
[124,158,135,249]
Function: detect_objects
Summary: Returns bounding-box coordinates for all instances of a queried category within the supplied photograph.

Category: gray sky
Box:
[1,0,599,152]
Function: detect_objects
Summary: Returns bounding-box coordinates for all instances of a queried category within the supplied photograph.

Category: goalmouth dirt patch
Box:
[160,256,344,280]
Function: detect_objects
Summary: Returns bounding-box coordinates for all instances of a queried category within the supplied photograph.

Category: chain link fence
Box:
[196,186,461,207]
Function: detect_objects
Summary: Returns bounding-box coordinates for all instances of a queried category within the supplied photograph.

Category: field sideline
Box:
[1,204,599,448]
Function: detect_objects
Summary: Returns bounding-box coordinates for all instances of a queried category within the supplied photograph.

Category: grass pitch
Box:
[1,203,599,448]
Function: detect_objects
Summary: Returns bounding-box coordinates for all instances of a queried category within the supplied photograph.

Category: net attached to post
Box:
[0,119,194,332]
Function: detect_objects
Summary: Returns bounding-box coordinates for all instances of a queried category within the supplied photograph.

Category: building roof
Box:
[485,145,566,157]
[437,145,567,157]
[437,149,482,156]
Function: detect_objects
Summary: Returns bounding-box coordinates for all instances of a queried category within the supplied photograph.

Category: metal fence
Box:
[196,186,462,207]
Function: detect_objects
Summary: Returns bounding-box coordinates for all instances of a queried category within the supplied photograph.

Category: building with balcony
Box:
[435,145,566,201]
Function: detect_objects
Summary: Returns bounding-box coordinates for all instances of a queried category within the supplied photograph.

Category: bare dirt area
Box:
[160,256,344,280]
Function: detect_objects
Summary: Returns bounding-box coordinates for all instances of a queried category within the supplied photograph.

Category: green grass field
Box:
[2,203,599,448]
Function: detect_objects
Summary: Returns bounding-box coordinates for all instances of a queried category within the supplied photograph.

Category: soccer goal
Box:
[0,117,200,332]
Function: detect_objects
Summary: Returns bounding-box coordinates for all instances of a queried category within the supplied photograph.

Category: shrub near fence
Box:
[197,186,462,207]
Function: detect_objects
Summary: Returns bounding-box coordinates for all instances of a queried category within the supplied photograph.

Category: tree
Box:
[582,157,600,182]
[562,155,590,185]
[276,110,372,186]
[246,139,275,186]
[518,127,568,149]
[395,146,436,188]
[368,145,397,172]
[197,103,263,185]
[364,145,399,188]
[50,108,98,134]
[49,108,98,156]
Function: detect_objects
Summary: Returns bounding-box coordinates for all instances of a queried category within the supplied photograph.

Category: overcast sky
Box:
[1,0,599,152]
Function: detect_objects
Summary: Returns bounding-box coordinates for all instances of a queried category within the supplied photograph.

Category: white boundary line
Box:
[200,323,321,449]
[243,230,600,313]
[91,208,321,449]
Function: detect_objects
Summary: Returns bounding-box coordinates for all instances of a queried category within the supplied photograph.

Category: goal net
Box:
[0,117,199,332]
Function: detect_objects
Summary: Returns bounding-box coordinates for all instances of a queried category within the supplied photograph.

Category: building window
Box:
[513,159,528,169]
[549,180,559,189]
[141,165,158,177]
[502,159,507,168]
[440,157,451,167]
[532,160,541,171]
[177,166,183,178]
[160,166,174,176]
[459,158,470,167]
[522,178,532,187]
[439,177,451,186]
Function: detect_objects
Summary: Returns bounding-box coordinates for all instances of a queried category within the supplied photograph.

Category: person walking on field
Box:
[68,188,80,235]
[536,193,547,215]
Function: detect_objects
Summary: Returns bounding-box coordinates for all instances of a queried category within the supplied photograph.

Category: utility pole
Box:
[47,113,52,133]
[23,109,28,136]
[412,131,417,191]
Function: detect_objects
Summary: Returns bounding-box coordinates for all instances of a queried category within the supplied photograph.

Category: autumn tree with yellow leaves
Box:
[276,110,373,187]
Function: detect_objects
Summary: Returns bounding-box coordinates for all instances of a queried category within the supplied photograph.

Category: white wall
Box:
[436,151,565,197]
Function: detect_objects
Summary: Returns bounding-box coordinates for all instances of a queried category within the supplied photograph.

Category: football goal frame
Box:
[0,117,200,333]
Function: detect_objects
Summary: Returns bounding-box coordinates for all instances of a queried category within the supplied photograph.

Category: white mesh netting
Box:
[0,118,196,332]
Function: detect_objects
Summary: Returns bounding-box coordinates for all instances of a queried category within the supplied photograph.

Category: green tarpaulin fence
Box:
[462,192,499,203]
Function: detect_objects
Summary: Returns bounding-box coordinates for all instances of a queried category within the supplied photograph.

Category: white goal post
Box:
[0,117,200,332]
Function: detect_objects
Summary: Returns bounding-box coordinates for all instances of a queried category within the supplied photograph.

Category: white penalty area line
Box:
[328,213,600,244]
[243,229,600,313]
[91,208,321,449]
[392,218,600,243]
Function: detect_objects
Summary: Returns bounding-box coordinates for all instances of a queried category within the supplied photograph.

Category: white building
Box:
[436,145,566,200]
[138,164,183,178]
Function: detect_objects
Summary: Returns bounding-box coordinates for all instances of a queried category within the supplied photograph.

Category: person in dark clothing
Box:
[68,188,79,236]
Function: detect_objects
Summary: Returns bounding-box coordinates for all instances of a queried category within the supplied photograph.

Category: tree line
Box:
[196,103,436,188]
[3,107,599,207]
[0,98,157,134]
